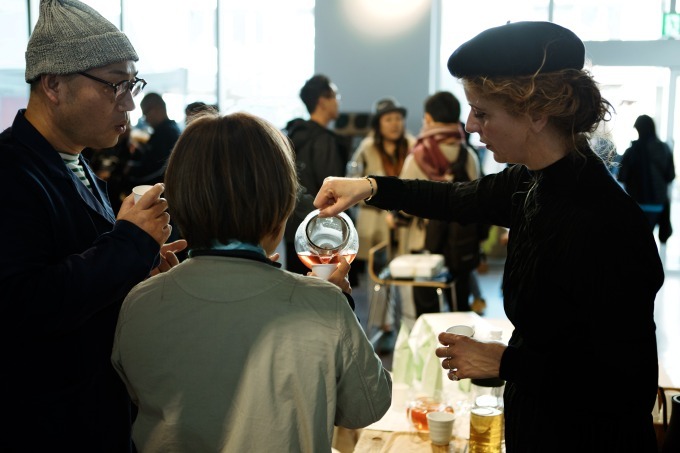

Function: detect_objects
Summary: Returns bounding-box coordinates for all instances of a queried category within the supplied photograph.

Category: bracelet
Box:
[364,176,375,202]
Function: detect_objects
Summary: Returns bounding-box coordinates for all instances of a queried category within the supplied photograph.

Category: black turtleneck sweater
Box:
[369,147,663,452]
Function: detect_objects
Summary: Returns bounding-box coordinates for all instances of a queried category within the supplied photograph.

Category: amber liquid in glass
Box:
[469,407,503,453]
[406,397,454,431]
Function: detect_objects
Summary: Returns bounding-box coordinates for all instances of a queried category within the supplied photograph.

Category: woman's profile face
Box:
[378,112,405,142]
[463,89,532,166]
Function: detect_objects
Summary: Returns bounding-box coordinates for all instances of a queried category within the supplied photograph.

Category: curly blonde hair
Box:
[463,69,612,150]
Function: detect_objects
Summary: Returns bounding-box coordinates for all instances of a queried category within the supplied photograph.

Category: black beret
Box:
[447,21,585,78]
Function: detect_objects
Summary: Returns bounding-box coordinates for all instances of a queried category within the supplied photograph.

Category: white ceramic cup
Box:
[446,324,474,337]
[311,263,337,280]
[132,185,154,203]
[426,411,455,445]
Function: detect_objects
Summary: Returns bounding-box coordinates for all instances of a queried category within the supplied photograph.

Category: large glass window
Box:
[217,0,314,129]
[0,0,314,131]
[553,0,665,41]
[591,66,670,154]
[0,1,30,128]
[123,0,218,128]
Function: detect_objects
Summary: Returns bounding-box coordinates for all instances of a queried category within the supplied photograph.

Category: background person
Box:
[618,114,675,240]
[0,0,186,451]
[125,92,181,190]
[313,21,663,452]
[397,90,482,315]
[83,118,135,214]
[350,97,415,265]
[112,111,391,452]
[283,74,350,275]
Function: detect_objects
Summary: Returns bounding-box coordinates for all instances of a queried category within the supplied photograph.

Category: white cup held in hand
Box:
[426,411,455,445]
[446,324,474,337]
[311,263,337,280]
[132,185,154,203]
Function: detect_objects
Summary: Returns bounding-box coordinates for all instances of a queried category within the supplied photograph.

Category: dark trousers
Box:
[659,200,673,243]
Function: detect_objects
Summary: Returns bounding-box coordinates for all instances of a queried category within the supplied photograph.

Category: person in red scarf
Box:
[397,91,482,315]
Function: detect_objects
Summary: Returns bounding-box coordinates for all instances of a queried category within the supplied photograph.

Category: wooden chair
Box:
[365,241,456,349]
[655,386,680,450]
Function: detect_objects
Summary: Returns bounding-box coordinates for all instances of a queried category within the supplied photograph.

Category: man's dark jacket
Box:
[0,111,160,452]
[284,118,349,243]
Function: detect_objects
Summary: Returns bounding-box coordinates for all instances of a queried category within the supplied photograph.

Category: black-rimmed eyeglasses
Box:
[78,72,147,101]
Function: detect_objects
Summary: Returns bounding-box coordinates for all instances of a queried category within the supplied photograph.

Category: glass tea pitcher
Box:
[294,209,358,269]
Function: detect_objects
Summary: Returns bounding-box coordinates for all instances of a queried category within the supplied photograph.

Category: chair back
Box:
[367,241,391,284]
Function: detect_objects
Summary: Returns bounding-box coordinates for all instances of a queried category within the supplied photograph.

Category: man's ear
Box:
[39,74,64,105]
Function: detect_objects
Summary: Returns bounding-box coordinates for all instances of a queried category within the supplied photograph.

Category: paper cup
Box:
[426,411,455,445]
[391,382,410,410]
[446,324,474,337]
[132,185,154,203]
[311,263,337,280]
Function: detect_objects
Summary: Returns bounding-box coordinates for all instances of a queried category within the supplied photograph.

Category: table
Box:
[353,429,467,453]
[351,313,512,452]
[351,311,673,452]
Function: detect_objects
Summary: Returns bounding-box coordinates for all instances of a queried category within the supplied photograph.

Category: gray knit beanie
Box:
[25,0,138,83]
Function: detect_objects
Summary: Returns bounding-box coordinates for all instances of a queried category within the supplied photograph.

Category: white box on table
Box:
[388,254,445,279]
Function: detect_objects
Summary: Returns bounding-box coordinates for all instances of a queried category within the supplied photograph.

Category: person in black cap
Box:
[349,97,415,265]
[312,21,662,452]
[0,0,186,451]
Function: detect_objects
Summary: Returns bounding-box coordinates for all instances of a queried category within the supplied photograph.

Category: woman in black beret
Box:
[313,21,663,453]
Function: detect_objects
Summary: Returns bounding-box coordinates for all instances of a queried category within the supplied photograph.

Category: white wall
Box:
[314,0,433,137]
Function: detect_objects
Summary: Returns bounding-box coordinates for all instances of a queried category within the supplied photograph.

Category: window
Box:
[123,0,218,128]
[217,0,314,129]
[553,0,665,41]
[0,1,30,128]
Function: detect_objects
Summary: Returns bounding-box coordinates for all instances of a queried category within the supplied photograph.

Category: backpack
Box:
[424,145,481,275]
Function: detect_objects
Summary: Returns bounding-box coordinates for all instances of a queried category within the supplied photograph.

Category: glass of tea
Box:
[406,396,454,432]
[294,209,358,271]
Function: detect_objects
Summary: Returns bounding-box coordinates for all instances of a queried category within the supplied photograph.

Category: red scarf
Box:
[411,124,465,181]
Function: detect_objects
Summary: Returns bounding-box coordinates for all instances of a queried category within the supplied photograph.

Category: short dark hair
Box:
[424,91,461,124]
[299,74,334,114]
[140,92,166,113]
[185,102,217,125]
[633,115,656,141]
[165,112,298,249]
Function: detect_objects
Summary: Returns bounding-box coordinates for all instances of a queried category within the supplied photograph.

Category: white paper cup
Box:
[446,324,474,337]
[311,263,337,280]
[391,382,410,410]
[426,411,455,445]
[132,185,154,203]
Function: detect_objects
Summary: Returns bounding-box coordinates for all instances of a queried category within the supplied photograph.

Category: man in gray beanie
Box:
[0,0,186,451]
